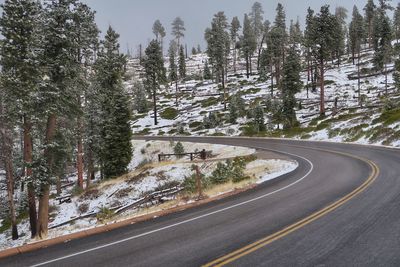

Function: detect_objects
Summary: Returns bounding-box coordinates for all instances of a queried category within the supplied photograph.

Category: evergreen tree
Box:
[171,17,185,50]
[152,19,166,54]
[0,0,42,238]
[203,60,212,80]
[133,81,148,113]
[168,40,179,106]
[240,13,257,78]
[309,5,338,115]
[393,3,400,43]
[249,2,264,43]
[334,6,348,66]
[144,40,167,125]
[304,7,316,96]
[271,3,287,89]
[95,27,132,179]
[349,5,366,104]
[228,98,238,124]
[179,45,186,80]
[364,0,376,48]
[191,47,197,55]
[230,16,241,73]
[394,59,400,90]
[253,105,266,132]
[373,8,392,94]
[205,12,230,110]
[281,47,302,128]
[197,44,202,53]
[289,19,303,46]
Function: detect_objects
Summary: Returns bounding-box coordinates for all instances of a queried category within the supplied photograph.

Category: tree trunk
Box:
[270,63,274,97]
[233,40,237,74]
[2,124,18,240]
[257,35,266,70]
[222,68,227,111]
[358,50,361,107]
[175,80,178,107]
[385,63,388,95]
[153,87,158,125]
[76,114,84,189]
[86,148,94,189]
[23,115,37,238]
[37,114,57,239]
[245,56,249,78]
[249,55,252,75]
[320,59,325,116]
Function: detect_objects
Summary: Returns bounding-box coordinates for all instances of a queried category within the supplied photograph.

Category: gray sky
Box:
[81,0,371,56]
[0,0,383,55]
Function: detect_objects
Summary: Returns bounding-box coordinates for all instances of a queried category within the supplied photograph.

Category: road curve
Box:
[1,137,400,267]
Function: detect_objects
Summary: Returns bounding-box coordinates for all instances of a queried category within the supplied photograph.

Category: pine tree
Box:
[249,2,264,43]
[144,40,167,125]
[71,2,99,189]
[179,45,186,80]
[349,5,366,104]
[152,19,166,53]
[271,3,287,90]
[240,13,257,78]
[95,27,132,179]
[309,5,338,115]
[334,7,347,66]
[191,47,197,55]
[281,47,302,128]
[36,0,85,239]
[230,16,241,73]
[205,12,230,110]
[0,83,18,240]
[0,0,42,238]
[197,44,201,53]
[289,19,303,47]
[393,59,400,90]
[203,60,212,80]
[253,105,266,132]
[229,98,238,124]
[393,3,400,43]
[304,7,316,97]
[133,81,148,113]
[171,17,185,50]
[364,0,376,48]
[168,40,179,106]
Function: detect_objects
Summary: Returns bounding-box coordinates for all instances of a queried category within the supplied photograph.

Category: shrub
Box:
[71,185,84,197]
[160,107,179,120]
[96,207,114,223]
[77,203,89,214]
[174,142,185,157]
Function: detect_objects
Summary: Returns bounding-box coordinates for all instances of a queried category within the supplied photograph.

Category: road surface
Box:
[1,137,399,267]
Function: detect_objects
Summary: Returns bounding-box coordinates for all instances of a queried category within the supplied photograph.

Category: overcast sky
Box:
[81,0,373,56]
[0,0,386,55]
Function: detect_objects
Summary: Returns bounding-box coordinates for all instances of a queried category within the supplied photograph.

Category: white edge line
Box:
[31,147,313,267]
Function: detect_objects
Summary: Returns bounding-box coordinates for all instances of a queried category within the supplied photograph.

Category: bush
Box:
[77,203,89,214]
[210,161,231,184]
[174,142,185,157]
[160,107,179,120]
[71,185,84,197]
[96,207,114,223]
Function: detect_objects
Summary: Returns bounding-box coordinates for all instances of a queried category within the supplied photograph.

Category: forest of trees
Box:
[1,0,400,242]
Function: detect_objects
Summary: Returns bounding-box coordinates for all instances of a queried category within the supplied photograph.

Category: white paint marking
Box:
[31,147,313,267]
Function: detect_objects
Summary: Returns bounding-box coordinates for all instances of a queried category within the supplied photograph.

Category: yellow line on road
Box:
[203,149,379,267]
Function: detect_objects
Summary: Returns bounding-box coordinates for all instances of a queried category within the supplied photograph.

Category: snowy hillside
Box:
[128,48,400,147]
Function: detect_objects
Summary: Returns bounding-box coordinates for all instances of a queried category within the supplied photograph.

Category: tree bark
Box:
[86,148,94,189]
[23,115,37,238]
[222,68,226,111]
[320,59,325,116]
[358,50,361,107]
[37,114,57,239]
[175,80,178,107]
[245,56,250,78]
[257,35,266,70]
[153,86,158,125]
[76,114,84,189]
[270,63,274,97]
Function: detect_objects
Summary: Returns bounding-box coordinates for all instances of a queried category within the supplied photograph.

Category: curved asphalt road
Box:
[1,137,399,267]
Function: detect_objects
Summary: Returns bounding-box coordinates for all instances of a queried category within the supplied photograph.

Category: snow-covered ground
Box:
[128,48,400,147]
[0,140,296,251]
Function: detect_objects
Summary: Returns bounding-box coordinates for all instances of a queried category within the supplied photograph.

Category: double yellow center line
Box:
[204,150,379,267]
